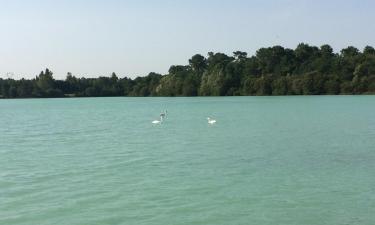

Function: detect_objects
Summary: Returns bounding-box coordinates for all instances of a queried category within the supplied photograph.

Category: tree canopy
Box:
[1,43,375,98]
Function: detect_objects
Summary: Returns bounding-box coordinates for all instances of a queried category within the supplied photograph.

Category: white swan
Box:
[152,116,163,124]
[207,117,216,124]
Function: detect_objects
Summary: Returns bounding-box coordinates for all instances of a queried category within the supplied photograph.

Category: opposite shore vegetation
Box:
[1,43,375,98]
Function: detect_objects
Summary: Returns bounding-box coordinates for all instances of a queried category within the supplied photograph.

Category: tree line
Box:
[1,43,375,98]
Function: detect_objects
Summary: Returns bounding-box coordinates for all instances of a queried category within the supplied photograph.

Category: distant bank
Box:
[1,43,375,98]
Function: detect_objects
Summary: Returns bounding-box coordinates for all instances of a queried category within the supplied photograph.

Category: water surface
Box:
[1,96,375,225]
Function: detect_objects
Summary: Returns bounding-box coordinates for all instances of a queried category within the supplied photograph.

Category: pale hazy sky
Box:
[1,0,374,79]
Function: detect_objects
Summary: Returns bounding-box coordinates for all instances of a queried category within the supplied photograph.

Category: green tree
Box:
[36,69,55,91]
[272,77,288,95]
[189,54,207,75]
[2,44,375,98]
[233,51,247,61]
[363,46,375,55]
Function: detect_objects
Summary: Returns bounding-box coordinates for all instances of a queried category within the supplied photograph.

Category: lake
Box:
[1,96,374,225]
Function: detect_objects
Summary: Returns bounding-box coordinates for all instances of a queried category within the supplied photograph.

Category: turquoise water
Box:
[1,96,375,225]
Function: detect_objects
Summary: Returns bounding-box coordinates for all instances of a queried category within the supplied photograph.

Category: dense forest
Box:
[1,43,375,98]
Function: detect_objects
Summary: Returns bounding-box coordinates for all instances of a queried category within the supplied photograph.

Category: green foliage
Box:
[254,76,272,95]
[272,77,288,95]
[324,76,340,94]
[36,69,54,90]
[1,44,375,98]
[189,54,207,75]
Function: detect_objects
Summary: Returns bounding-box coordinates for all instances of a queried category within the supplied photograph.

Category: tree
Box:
[324,76,340,94]
[272,77,288,95]
[254,76,272,95]
[1,44,375,98]
[189,54,207,74]
[111,72,118,82]
[233,51,247,61]
[320,44,334,57]
[341,46,359,58]
[363,46,375,55]
[339,47,361,81]
[36,69,54,91]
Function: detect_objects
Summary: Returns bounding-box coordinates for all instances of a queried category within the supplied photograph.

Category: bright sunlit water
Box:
[1,96,375,225]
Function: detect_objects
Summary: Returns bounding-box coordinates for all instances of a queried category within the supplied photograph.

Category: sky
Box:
[0,0,374,79]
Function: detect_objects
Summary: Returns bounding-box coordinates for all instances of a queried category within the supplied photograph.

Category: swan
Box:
[207,117,216,124]
[152,116,163,124]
